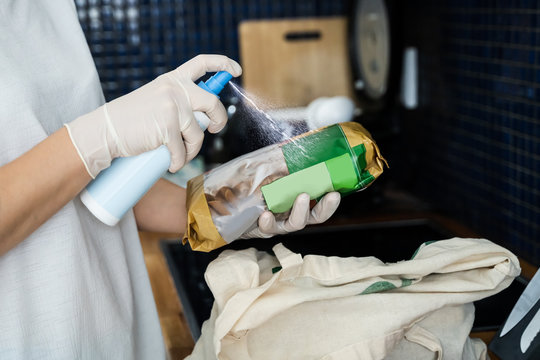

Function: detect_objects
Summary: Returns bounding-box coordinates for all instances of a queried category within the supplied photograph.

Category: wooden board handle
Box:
[284,30,322,42]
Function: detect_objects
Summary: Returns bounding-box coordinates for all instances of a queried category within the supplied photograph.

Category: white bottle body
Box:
[81,112,210,225]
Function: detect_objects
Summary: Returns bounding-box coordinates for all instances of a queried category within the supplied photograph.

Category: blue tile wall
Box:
[404,0,540,264]
[75,0,350,101]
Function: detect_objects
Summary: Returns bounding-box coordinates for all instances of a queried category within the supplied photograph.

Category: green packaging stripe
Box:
[353,143,376,189]
[261,162,334,213]
[281,125,350,174]
[324,153,358,192]
[353,143,367,170]
[263,125,381,213]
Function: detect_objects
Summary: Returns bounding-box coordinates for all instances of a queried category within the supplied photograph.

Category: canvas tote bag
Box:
[187,238,520,360]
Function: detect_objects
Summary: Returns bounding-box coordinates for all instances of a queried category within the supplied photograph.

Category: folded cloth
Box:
[186,238,520,360]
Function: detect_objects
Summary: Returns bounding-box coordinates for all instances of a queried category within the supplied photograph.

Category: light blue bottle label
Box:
[84,146,171,220]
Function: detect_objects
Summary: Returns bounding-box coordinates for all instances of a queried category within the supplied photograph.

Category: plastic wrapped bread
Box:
[183,122,387,252]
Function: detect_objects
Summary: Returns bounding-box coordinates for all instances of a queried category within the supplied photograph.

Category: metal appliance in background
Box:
[348,0,402,112]
[346,0,404,203]
[490,269,540,359]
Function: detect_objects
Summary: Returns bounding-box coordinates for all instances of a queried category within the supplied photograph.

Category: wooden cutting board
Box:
[239,17,355,108]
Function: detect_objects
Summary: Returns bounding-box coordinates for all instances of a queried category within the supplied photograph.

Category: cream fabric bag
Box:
[187,238,520,360]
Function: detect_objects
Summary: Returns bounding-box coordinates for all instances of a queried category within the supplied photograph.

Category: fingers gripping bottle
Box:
[80,71,233,226]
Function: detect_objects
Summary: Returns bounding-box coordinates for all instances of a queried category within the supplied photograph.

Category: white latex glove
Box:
[241,192,341,239]
[65,54,242,178]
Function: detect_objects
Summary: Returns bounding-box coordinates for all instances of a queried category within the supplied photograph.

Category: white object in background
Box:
[306,96,356,130]
[265,96,357,132]
[265,107,307,122]
[400,47,418,109]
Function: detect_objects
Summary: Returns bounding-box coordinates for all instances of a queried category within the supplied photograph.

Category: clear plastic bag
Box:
[183,122,387,252]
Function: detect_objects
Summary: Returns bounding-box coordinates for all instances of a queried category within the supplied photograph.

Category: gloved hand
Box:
[65,55,242,178]
[241,192,341,239]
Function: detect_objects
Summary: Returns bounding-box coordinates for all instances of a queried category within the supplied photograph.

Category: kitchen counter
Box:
[140,231,194,359]
[140,214,537,360]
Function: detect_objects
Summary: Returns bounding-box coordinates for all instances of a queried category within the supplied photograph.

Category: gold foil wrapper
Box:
[182,174,227,252]
[340,122,388,180]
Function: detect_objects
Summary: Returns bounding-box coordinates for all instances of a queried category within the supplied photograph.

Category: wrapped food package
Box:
[183,122,387,252]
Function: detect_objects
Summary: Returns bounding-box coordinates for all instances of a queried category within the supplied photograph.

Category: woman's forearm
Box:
[0,127,91,255]
[133,178,187,236]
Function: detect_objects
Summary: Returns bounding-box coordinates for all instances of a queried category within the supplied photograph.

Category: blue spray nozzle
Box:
[198,71,233,97]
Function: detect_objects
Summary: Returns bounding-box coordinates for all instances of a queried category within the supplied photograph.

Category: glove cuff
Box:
[64,106,113,178]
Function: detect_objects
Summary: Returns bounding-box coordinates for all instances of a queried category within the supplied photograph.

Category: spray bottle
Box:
[80,71,233,226]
